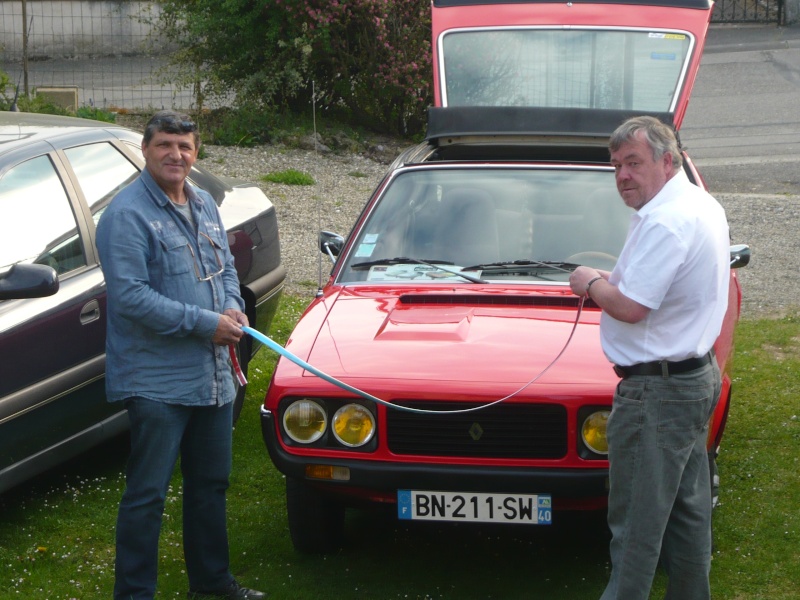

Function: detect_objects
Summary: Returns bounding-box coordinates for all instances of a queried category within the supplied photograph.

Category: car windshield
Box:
[337,166,633,285]
[441,28,694,112]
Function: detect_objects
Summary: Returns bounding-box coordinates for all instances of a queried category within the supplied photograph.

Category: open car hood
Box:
[300,289,617,389]
[431,0,714,130]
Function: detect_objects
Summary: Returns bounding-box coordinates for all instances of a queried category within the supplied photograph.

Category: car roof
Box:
[0,112,138,156]
[389,106,676,165]
[426,106,673,142]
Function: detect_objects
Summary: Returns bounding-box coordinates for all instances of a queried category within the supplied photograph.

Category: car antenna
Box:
[313,81,325,299]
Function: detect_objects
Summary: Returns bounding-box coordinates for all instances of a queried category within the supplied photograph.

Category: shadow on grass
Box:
[281,503,612,599]
[0,432,130,516]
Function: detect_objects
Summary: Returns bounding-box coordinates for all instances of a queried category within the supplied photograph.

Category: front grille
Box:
[387,401,567,459]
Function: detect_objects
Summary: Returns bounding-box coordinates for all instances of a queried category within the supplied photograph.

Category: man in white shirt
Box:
[569,116,730,600]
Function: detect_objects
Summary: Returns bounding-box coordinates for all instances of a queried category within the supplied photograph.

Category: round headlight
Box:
[581,410,610,455]
[332,404,376,448]
[283,400,327,444]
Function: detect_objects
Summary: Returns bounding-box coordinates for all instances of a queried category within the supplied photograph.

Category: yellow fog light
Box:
[283,400,327,444]
[332,404,375,447]
[581,410,610,455]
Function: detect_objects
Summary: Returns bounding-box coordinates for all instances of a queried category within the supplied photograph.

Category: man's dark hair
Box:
[143,110,199,146]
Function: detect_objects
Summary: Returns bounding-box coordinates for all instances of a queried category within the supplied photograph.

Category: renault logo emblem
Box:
[469,422,483,441]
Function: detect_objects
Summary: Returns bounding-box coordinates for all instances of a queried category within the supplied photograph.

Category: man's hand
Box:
[212,310,248,345]
[569,266,603,297]
[224,308,249,327]
[569,267,649,323]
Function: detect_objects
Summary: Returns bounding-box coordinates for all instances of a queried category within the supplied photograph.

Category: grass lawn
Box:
[0,298,797,599]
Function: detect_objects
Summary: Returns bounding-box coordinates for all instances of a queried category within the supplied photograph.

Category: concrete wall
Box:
[787,0,800,24]
[1,1,170,59]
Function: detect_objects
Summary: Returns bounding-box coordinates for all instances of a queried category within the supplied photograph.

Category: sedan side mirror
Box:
[730,244,750,269]
[319,231,345,263]
[0,263,59,300]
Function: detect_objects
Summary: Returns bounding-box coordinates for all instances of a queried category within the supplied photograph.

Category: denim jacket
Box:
[96,168,244,406]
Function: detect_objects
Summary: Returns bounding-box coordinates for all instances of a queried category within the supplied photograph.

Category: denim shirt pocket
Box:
[203,227,226,252]
[158,234,193,276]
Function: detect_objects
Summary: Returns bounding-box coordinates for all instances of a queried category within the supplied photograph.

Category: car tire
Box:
[231,339,249,424]
[709,452,719,509]
[709,450,719,552]
[286,476,345,554]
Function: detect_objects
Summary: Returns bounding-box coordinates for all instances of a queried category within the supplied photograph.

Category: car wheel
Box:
[709,452,720,509]
[709,451,719,552]
[231,339,249,424]
[286,476,345,554]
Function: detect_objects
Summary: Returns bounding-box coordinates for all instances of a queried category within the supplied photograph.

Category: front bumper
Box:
[261,407,609,499]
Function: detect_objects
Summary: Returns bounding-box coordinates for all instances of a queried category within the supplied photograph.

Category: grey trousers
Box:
[600,358,721,600]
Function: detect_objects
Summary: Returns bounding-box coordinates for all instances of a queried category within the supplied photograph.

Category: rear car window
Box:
[441,28,693,112]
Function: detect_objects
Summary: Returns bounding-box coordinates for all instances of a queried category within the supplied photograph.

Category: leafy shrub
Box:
[157,0,432,137]
[204,107,275,147]
[76,106,117,122]
[0,71,16,110]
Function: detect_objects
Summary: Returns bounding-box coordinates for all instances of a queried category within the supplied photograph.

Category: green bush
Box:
[157,0,432,137]
[76,106,117,123]
[0,71,16,110]
[203,106,275,147]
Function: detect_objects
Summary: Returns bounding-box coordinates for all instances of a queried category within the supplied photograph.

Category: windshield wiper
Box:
[350,257,488,284]
[462,260,581,275]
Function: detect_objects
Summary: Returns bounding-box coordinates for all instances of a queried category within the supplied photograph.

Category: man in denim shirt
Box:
[96,111,265,600]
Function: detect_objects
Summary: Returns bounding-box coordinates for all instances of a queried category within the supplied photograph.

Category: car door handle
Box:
[80,300,101,325]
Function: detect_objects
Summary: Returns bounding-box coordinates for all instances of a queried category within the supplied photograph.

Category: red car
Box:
[260,0,749,553]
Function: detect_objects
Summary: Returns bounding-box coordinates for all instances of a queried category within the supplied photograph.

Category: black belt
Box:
[613,352,713,379]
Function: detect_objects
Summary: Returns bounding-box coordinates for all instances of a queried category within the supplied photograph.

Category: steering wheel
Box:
[566,251,618,271]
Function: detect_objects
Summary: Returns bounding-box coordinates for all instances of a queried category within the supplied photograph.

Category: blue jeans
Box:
[600,359,721,600]
[114,398,235,600]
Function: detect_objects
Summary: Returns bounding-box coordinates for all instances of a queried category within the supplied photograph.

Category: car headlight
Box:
[581,410,610,455]
[283,399,327,444]
[332,403,376,447]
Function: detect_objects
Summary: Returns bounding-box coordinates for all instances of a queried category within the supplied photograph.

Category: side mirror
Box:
[319,231,345,263]
[0,263,59,300]
[730,244,750,269]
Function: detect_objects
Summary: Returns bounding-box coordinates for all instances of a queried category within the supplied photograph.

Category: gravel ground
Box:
[198,141,799,320]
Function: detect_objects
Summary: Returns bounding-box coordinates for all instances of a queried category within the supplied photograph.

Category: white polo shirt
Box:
[600,170,730,367]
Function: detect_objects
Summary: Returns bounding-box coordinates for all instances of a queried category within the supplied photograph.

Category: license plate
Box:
[397,490,552,524]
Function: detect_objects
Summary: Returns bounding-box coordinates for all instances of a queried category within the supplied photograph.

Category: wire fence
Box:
[1,1,197,112]
[0,0,788,115]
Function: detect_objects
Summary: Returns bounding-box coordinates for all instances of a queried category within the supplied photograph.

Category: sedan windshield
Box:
[337,166,633,285]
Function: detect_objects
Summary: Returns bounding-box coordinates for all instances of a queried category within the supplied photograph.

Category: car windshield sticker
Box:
[355,243,376,257]
[367,264,474,282]
[355,233,380,257]
[356,244,375,258]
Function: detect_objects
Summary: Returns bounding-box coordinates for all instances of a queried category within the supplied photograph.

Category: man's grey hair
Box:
[609,116,682,170]
[143,110,200,147]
